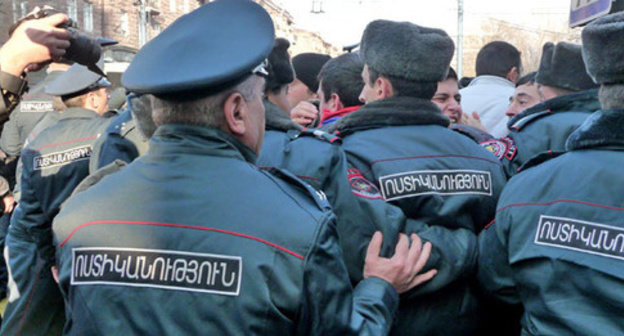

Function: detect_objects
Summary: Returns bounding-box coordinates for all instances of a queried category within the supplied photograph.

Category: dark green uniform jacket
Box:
[53,124,399,335]
[0,71,64,156]
[328,96,507,335]
[89,108,150,173]
[481,89,600,177]
[261,99,303,153]
[478,109,624,335]
[2,107,110,336]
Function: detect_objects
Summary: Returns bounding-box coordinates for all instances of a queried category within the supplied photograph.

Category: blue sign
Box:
[570,0,613,27]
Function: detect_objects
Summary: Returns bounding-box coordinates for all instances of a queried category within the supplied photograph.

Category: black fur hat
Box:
[582,12,624,85]
[266,38,295,92]
[359,20,455,82]
[536,42,597,92]
[292,53,331,93]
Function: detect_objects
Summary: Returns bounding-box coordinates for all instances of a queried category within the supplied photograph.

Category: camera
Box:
[8,6,117,76]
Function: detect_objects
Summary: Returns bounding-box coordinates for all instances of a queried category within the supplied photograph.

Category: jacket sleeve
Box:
[0,112,22,156]
[476,215,520,305]
[89,131,139,174]
[296,213,398,336]
[323,148,478,294]
[13,149,55,265]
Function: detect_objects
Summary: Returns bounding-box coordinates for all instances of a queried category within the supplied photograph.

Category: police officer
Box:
[2,60,112,336]
[327,20,507,335]
[0,61,71,157]
[52,1,434,334]
[480,42,600,177]
[478,11,624,335]
[89,93,155,173]
[262,38,305,159]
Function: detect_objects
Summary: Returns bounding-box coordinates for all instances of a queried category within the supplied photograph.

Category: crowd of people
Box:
[0,0,623,334]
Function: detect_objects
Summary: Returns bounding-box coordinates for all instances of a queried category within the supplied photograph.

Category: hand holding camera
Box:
[0,13,72,76]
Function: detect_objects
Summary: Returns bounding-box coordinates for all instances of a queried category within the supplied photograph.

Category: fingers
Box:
[393,233,409,261]
[413,241,432,275]
[365,231,383,262]
[472,111,480,120]
[50,28,73,41]
[406,233,423,269]
[410,269,437,287]
[42,13,70,28]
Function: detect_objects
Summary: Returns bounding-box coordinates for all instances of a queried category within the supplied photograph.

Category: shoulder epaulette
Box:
[260,166,331,212]
[288,128,342,144]
[517,150,565,173]
[508,109,553,131]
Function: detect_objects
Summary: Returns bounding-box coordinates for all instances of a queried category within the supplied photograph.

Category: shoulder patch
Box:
[480,137,517,161]
[348,168,383,199]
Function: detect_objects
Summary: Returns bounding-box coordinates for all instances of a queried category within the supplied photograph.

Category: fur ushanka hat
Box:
[359,20,455,83]
[582,11,624,85]
[535,42,597,92]
[266,38,295,92]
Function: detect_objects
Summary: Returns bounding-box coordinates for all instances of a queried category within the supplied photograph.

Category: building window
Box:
[170,0,176,12]
[151,21,161,38]
[67,0,78,22]
[12,1,29,23]
[120,11,129,37]
[83,2,93,32]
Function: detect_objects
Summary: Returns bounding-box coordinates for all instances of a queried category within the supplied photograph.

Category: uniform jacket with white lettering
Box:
[0,71,64,157]
[257,127,485,335]
[328,96,508,335]
[481,89,600,177]
[10,107,111,265]
[53,124,399,335]
[478,109,624,335]
[89,108,149,174]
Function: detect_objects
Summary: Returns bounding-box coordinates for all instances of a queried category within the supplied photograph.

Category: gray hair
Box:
[599,84,624,110]
[152,76,263,127]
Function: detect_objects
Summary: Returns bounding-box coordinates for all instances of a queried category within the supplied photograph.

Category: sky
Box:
[278,0,573,47]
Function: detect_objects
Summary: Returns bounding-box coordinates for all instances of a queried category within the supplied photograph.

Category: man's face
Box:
[287,78,315,108]
[243,77,266,155]
[89,87,110,115]
[432,79,463,123]
[537,84,559,101]
[267,84,292,114]
[506,82,541,118]
[359,65,378,104]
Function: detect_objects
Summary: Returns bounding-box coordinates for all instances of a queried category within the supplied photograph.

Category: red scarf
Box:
[320,105,361,124]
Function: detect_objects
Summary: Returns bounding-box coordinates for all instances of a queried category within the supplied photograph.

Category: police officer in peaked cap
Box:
[2,60,114,335]
[51,0,434,334]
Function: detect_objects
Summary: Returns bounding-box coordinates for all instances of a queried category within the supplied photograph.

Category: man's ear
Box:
[330,93,344,111]
[506,66,519,83]
[377,75,395,99]
[223,92,247,136]
[87,91,98,110]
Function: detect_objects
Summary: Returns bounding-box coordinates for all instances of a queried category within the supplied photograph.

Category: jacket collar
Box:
[466,75,515,88]
[264,100,303,132]
[320,105,361,125]
[566,109,624,151]
[59,107,100,120]
[329,96,449,136]
[150,124,257,164]
[508,89,600,128]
